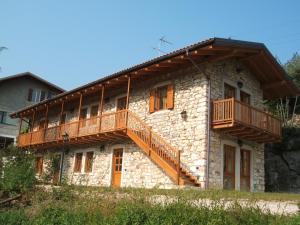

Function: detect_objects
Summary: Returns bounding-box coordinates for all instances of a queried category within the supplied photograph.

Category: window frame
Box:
[74,152,83,173]
[0,111,7,124]
[150,83,174,113]
[84,151,94,173]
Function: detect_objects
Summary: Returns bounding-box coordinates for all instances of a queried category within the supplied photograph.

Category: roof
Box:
[10,37,300,118]
[0,72,65,93]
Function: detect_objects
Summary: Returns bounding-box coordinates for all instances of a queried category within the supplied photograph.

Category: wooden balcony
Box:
[212,98,282,143]
[18,110,129,148]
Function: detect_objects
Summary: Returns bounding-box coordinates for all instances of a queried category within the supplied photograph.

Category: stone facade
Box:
[38,58,266,191]
[208,59,265,191]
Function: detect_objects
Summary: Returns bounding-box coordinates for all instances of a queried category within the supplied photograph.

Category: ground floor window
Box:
[0,136,14,149]
[74,153,83,172]
[84,151,94,173]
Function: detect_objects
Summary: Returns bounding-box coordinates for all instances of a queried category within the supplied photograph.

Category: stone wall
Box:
[43,140,176,188]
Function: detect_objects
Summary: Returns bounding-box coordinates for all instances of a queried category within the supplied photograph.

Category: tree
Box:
[284,52,300,88]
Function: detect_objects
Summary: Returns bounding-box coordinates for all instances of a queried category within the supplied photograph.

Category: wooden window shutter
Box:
[149,89,156,113]
[28,88,33,101]
[166,84,174,109]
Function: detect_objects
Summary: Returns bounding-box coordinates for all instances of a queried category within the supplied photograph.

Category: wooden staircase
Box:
[126,111,201,187]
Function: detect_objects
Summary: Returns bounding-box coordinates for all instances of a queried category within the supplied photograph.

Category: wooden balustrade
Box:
[18,109,128,147]
[127,111,181,183]
[212,98,282,143]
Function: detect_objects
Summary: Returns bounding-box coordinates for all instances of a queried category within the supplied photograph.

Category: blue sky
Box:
[1,0,300,90]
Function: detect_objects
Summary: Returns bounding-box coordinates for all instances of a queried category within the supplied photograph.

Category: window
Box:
[85,151,94,173]
[40,91,46,101]
[35,156,43,175]
[47,91,56,99]
[74,153,83,172]
[28,89,42,102]
[0,111,7,124]
[149,84,174,113]
[27,89,33,101]
[240,91,251,105]
[224,83,236,99]
[0,136,14,149]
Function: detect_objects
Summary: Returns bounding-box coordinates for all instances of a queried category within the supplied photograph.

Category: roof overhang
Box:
[0,72,65,93]
[10,38,299,119]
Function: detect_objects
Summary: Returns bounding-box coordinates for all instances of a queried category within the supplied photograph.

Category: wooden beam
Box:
[261,80,286,90]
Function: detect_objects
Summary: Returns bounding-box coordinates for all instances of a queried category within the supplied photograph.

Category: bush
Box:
[0,209,29,225]
[0,146,36,196]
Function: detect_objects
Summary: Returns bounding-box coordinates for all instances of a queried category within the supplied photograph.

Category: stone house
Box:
[0,72,64,149]
[11,38,298,191]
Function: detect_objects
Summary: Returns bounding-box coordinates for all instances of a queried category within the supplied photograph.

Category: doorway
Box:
[240,149,251,191]
[223,144,236,190]
[112,148,123,187]
[52,154,62,185]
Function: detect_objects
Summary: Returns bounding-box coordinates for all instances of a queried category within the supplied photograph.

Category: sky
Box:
[1,0,300,90]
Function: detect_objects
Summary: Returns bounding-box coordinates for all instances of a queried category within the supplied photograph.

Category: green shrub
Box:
[0,209,29,225]
[0,146,36,196]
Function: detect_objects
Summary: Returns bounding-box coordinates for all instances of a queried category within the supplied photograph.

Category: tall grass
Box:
[1,187,299,225]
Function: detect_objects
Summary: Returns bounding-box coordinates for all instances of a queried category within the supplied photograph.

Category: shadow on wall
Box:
[265,127,300,193]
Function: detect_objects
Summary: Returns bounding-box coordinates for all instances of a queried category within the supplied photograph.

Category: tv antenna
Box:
[152,36,173,56]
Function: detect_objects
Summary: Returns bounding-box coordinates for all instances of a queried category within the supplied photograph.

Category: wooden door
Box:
[240,91,251,105]
[223,144,236,190]
[224,83,236,99]
[39,120,46,130]
[79,108,88,128]
[112,148,123,187]
[240,149,251,191]
[52,154,62,185]
[116,97,127,129]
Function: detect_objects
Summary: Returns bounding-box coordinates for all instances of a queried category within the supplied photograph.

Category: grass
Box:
[1,186,300,225]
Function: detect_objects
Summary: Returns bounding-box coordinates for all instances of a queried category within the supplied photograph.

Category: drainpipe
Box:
[185,49,211,189]
[59,150,65,184]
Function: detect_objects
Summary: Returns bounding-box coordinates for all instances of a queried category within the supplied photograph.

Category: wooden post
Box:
[30,109,36,145]
[177,151,181,185]
[18,117,23,135]
[98,85,105,133]
[18,117,23,146]
[43,104,49,142]
[125,75,131,128]
[76,93,83,137]
[58,100,65,139]
[148,126,152,156]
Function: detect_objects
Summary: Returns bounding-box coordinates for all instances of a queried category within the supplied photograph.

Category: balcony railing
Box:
[18,110,127,147]
[212,98,282,143]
